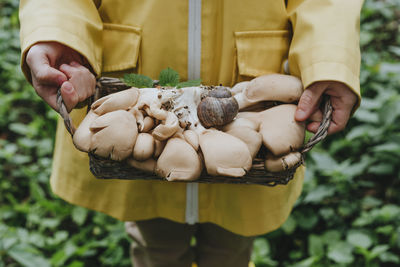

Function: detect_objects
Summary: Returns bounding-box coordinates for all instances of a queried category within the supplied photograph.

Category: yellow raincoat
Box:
[19,0,363,236]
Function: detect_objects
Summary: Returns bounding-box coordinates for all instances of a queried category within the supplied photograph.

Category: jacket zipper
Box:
[185,0,201,225]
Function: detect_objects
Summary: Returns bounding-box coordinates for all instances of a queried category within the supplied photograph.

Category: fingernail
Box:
[296,108,306,119]
[63,82,74,93]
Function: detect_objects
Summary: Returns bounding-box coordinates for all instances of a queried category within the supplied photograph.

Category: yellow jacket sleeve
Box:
[287,0,364,108]
[19,0,103,81]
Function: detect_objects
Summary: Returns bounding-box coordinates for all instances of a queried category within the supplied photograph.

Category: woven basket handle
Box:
[56,90,76,137]
[300,95,332,153]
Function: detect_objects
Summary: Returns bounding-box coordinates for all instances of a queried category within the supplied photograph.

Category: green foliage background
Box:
[0,0,399,266]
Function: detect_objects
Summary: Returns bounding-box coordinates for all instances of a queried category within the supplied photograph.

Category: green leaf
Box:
[8,244,51,267]
[308,234,324,256]
[176,79,202,88]
[327,242,354,264]
[72,206,88,226]
[122,73,153,88]
[346,231,373,249]
[159,67,180,87]
[281,215,297,234]
[303,185,335,203]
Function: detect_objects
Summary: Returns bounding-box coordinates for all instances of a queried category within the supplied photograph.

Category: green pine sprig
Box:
[159,67,180,87]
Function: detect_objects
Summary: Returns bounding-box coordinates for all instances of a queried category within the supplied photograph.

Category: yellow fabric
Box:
[19,0,362,236]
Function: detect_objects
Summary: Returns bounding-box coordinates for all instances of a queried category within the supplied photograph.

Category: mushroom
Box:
[224,127,262,159]
[235,112,262,129]
[259,104,305,156]
[141,116,155,132]
[155,137,203,181]
[153,139,166,158]
[264,152,302,172]
[151,111,180,141]
[91,87,139,115]
[72,110,99,152]
[183,130,199,151]
[132,133,155,161]
[230,81,250,96]
[221,117,259,132]
[199,130,252,177]
[127,157,157,173]
[89,110,138,160]
[234,74,303,110]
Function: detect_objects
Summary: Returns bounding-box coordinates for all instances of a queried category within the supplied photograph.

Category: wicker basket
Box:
[57,77,332,186]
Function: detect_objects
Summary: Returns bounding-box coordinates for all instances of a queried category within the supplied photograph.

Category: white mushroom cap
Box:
[132,133,155,161]
[155,137,202,181]
[89,110,138,161]
[152,111,180,141]
[153,139,166,158]
[259,104,305,156]
[141,116,155,133]
[92,87,139,115]
[199,130,252,177]
[264,152,302,172]
[72,110,99,152]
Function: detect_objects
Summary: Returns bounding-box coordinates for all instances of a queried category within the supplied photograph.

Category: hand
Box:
[25,42,96,112]
[294,81,357,135]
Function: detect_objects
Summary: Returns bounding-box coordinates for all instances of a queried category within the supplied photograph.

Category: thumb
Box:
[295,83,327,122]
[60,81,79,112]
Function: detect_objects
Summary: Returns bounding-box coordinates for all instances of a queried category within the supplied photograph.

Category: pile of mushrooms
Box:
[73,73,305,181]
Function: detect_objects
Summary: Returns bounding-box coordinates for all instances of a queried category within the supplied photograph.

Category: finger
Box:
[307,121,321,133]
[295,83,327,122]
[33,84,59,111]
[309,109,323,122]
[327,99,352,135]
[27,47,67,86]
[60,81,79,112]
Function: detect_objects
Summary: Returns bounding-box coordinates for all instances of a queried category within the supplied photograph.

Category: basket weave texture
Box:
[57,77,332,186]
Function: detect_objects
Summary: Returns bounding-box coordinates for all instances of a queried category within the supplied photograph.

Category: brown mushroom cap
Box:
[264,152,302,172]
[89,110,138,161]
[92,87,139,115]
[199,130,252,177]
[259,104,305,156]
[155,138,202,181]
[132,133,155,161]
[72,110,99,152]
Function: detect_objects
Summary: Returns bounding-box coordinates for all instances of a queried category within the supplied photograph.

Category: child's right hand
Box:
[26,42,96,112]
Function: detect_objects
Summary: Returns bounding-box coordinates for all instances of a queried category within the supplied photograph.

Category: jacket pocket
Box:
[234,30,289,79]
[102,23,141,73]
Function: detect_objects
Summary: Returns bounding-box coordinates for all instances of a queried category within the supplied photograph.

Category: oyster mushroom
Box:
[141,116,155,132]
[183,130,199,151]
[199,130,252,177]
[234,74,303,110]
[127,158,157,173]
[230,81,250,96]
[259,104,305,156]
[72,110,99,152]
[155,137,203,181]
[264,152,302,172]
[89,110,138,160]
[132,133,155,161]
[153,139,166,158]
[224,127,262,159]
[91,87,139,115]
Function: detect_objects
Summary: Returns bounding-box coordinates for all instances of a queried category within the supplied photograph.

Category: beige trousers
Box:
[125,218,255,267]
